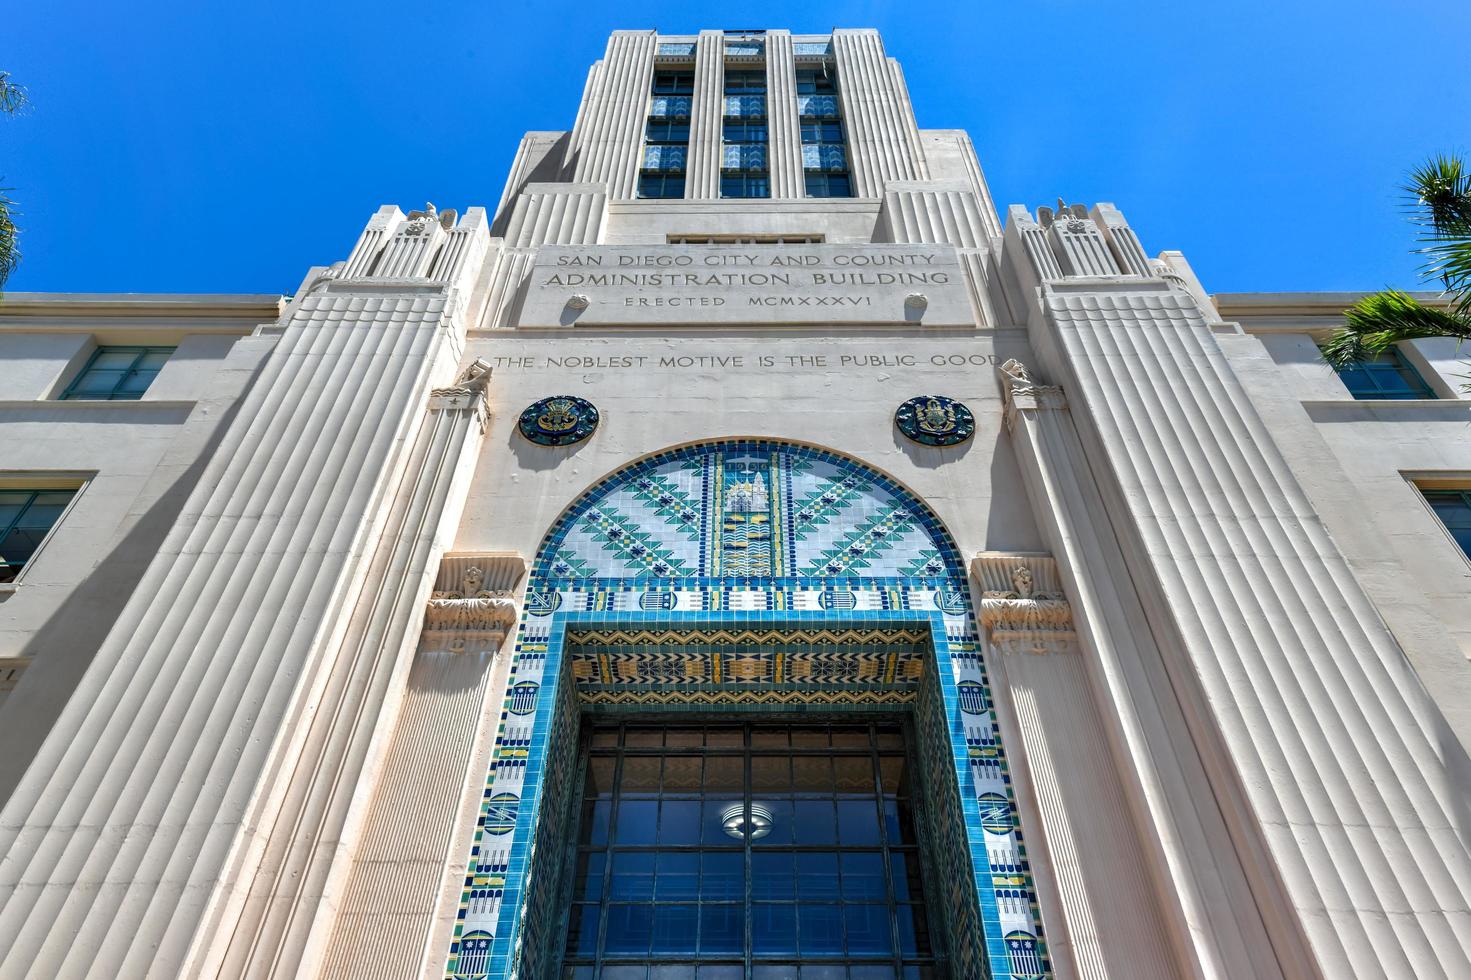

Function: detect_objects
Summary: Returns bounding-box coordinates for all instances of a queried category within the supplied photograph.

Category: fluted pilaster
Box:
[832,29,927,196]
[765,31,804,199]
[569,31,658,200]
[684,31,724,199]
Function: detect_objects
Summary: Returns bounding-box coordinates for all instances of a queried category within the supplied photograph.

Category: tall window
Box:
[641,72,694,200]
[0,488,78,583]
[798,69,851,198]
[1332,348,1436,400]
[1424,489,1471,560]
[562,721,941,979]
[721,70,770,199]
[61,345,175,400]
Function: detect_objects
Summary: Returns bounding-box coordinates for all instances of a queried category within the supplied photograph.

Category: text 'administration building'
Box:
[3,26,1471,980]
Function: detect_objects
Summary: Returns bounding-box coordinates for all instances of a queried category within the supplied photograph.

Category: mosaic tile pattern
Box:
[445,442,1050,980]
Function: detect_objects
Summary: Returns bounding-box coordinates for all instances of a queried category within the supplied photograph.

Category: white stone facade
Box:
[0,27,1467,980]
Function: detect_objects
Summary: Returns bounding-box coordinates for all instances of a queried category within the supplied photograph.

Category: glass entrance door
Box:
[561,721,943,979]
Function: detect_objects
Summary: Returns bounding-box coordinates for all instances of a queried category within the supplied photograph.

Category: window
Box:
[1424,489,1471,560]
[722,69,770,199]
[641,72,696,200]
[562,721,941,978]
[61,346,174,400]
[0,487,79,583]
[797,68,852,198]
[1333,349,1436,400]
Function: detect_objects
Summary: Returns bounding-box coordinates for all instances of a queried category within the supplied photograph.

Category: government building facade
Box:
[2,27,1471,980]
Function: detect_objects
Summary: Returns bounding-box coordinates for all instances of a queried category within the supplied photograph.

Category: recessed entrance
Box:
[560,720,944,979]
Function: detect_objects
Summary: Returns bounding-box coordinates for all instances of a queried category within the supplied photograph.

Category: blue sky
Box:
[3,0,1468,296]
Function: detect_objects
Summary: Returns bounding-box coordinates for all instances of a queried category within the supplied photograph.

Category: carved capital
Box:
[972,552,1074,654]
[422,552,526,656]
[997,359,1066,431]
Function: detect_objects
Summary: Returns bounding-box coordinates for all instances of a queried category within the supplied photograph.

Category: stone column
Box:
[0,207,490,978]
[684,30,724,200]
[975,553,1183,980]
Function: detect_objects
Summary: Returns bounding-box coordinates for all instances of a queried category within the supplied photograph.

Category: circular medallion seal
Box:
[519,395,599,447]
[895,395,975,447]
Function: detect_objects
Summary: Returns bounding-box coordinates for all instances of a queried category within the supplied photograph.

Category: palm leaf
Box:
[0,72,25,115]
[1321,290,1471,368]
[0,187,17,288]
[1404,154,1471,316]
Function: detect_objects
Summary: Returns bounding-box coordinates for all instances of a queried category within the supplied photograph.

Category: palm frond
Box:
[0,187,17,288]
[1321,289,1471,368]
[1403,154,1471,313]
[0,72,26,115]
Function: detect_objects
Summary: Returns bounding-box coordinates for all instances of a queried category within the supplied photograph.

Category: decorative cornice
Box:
[997,358,1066,431]
[422,552,526,656]
[973,552,1074,654]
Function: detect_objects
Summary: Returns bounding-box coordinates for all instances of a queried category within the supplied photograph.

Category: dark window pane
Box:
[660,800,703,845]
[883,798,917,844]
[581,800,611,845]
[610,851,656,900]
[700,905,744,955]
[575,851,606,901]
[568,902,600,955]
[793,800,837,845]
[701,851,744,900]
[586,757,616,797]
[604,967,647,980]
[698,967,743,980]
[705,727,743,748]
[798,904,844,956]
[841,851,886,901]
[792,756,834,793]
[604,904,654,955]
[621,757,661,793]
[752,756,791,793]
[796,851,840,899]
[651,904,699,955]
[657,851,700,899]
[703,799,747,843]
[752,850,794,899]
[664,755,702,792]
[616,800,659,845]
[704,755,743,792]
[879,756,908,796]
[753,799,794,845]
[837,800,882,845]
[896,903,931,956]
[665,728,704,748]
[844,903,892,955]
[851,966,899,979]
[832,757,873,794]
[889,851,919,901]
[753,967,799,980]
[753,903,798,955]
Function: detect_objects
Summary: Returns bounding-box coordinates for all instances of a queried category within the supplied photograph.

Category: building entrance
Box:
[444,442,1048,980]
[561,720,941,979]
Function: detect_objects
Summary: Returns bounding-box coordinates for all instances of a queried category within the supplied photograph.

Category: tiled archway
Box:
[444,441,1050,980]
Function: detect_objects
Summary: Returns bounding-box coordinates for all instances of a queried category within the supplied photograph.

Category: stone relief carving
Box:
[431,358,493,399]
[973,553,1074,654]
[422,553,526,655]
[1037,199,1090,233]
[403,202,458,235]
[996,359,1066,426]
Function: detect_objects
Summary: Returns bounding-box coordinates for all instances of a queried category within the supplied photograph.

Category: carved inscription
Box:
[520,245,974,327]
